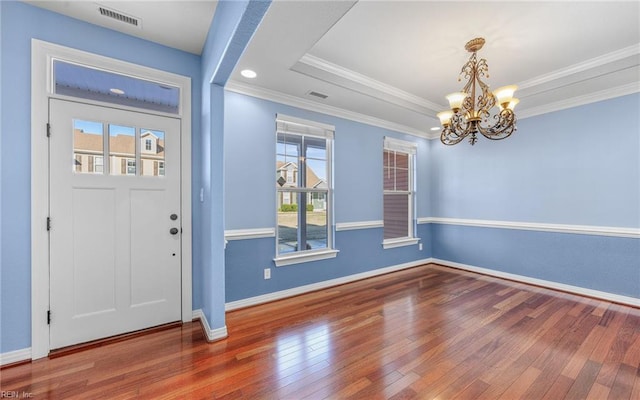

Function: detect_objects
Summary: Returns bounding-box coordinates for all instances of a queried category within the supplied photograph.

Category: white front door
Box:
[48,99,182,349]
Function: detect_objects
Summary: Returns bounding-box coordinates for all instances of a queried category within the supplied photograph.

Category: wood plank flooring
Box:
[2,263,639,399]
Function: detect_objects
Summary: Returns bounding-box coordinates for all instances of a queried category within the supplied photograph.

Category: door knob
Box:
[170,227,179,235]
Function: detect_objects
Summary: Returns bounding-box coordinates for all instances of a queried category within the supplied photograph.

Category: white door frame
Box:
[31,39,193,360]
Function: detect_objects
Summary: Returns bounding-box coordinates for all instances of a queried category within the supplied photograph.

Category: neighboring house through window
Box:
[383,137,419,249]
[275,114,337,266]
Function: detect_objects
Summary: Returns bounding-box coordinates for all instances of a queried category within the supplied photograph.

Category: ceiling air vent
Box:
[98,6,141,28]
[307,91,328,100]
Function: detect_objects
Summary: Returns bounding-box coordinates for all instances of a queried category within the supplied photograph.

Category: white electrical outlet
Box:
[264,268,271,279]
[419,243,423,251]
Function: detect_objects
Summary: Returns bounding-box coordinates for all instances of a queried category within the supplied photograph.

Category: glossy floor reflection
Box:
[2,264,639,399]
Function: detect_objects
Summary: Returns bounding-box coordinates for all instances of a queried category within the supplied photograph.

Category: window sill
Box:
[382,238,420,249]
[274,249,339,267]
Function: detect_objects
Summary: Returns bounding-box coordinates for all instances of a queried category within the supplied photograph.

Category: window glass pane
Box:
[73,120,103,174]
[384,194,409,239]
[54,60,180,114]
[278,191,298,254]
[395,153,408,169]
[383,150,394,168]
[395,166,409,191]
[140,129,165,177]
[277,133,301,188]
[306,193,328,250]
[383,150,409,191]
[383,167,394,190]
[305,159,327,189]
[304,136,327,189]
[109,124,136,176]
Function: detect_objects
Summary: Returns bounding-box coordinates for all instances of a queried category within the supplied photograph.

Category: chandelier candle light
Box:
[438,38,519,145]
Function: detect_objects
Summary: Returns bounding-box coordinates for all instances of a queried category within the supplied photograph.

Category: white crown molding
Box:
[431,258,640,308]
[423,217,640,238]
[0,348,32,366]
[224,228,276,241]
[517,82,640,120]
[225,258,431,311]
[517,44,640,90]
[192,309,228,342]
[336,220,384,231]
[225,80,430,138]
[298,53,444,113]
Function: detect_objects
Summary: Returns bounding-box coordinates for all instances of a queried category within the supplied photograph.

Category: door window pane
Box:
[141,129,165,177]
[109,124,136,176]
[73,120,103,174]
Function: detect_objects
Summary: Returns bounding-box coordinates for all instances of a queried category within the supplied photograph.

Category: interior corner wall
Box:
[223,91,432,302]
[430,93,640,298]
[0,1,202,355]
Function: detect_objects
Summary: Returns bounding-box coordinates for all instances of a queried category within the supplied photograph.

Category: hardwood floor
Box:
[2,263,639,399]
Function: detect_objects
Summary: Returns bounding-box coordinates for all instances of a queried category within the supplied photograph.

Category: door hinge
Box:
[46,122,51,138]
[46,217,51,231]
[47,310,51,325]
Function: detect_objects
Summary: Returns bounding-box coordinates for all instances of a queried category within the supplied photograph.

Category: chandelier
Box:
[437,38,519,145]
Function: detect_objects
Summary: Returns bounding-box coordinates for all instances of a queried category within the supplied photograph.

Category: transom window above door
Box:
[53,60,180,114]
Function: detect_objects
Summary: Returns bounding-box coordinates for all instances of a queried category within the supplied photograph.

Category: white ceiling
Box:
[24,0,217,55]
[25,1,640,137]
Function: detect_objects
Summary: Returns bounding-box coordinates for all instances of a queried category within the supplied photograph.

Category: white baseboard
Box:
[192,309,228,342]
[430,258,640,308]
[225,258,431,311]
[0,347,32,367]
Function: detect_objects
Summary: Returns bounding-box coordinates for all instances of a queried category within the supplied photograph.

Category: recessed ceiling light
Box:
[430,126,440,131]
[110,88,125,95]
[241,69,257,79]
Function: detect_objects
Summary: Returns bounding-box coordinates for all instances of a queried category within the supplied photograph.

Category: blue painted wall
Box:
[431,94,640,227]
[432,224,639,297]
[223,91,431,301]
[198,0,270,330]
[0,1,202,354]
[226,224,432,302]
[430,93,640,298]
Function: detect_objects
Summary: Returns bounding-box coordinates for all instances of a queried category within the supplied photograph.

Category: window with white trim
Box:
[94,156,104,173]
[275,114,337,265]
[383,137,418,248]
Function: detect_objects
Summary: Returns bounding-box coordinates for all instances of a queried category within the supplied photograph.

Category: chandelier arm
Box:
[477,109,517,140]
[441,112,474,145]
[440,125,466,146]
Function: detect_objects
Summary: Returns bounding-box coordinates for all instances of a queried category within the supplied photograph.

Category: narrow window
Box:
[275,115,335,263]
[383,137,417,248]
